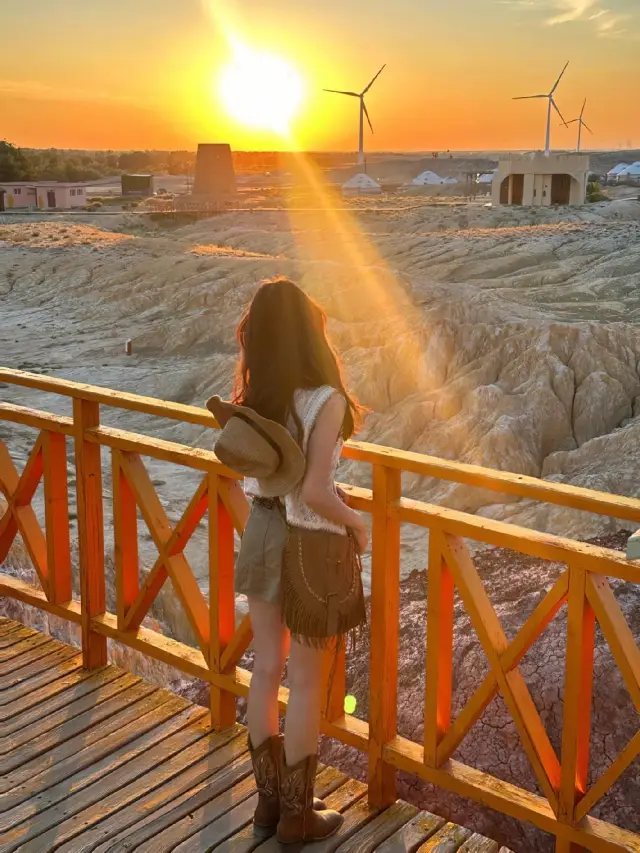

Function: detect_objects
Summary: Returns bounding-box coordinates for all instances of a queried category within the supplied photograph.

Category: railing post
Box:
[322,640,347,723]
[112,449,139,629]
[42,431,72,604]
[424,527,454,767]
[556,564,595,853]
[73,398,107,668]
[369,463,401,809]
[208,473,236,729]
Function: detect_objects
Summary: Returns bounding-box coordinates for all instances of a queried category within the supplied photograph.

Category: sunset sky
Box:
[2,0,639,152]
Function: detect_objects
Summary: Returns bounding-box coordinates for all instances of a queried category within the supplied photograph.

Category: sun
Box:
[219,42,303,134]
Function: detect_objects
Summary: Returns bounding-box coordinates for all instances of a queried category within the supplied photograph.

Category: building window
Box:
[14,188,21,195]
[70,189,75,196]
[76,187,83,194]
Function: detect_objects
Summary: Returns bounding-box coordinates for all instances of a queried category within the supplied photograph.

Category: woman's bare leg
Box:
[284,639,325,766]
[247,597,289,747]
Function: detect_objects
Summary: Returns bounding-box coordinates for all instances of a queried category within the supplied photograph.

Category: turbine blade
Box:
[363,100,374,133]
[580,97,587,118]
[551,97,568,127]
[564,119,578,126]
[582,121,593,133]
[362,64,386,95]
[513,95,547,100]
[550,60,569,95]
[323,89,360,97]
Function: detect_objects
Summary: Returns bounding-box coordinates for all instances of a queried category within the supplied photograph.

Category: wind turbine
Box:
[513,62,570,155]
[324,65,386,166]
[565,98,592,152]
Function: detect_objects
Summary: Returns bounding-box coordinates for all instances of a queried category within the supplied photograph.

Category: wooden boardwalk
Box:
[0,618,511,853]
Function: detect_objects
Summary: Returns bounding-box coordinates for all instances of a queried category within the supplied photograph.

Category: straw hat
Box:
[206,396,305,497]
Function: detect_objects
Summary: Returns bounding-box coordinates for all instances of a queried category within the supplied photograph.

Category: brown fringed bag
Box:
[281,526,366,649]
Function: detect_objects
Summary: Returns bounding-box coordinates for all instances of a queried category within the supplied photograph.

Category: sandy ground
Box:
[1,197,640,616]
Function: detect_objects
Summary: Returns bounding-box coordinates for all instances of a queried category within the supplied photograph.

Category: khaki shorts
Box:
[236,498,287,604]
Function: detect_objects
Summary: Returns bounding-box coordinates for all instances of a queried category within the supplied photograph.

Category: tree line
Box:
[1,141,360,183]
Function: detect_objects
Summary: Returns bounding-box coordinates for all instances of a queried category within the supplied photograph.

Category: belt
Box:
[253,496,283,511]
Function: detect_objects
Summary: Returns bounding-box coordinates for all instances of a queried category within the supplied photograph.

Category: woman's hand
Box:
[350,518,369,554]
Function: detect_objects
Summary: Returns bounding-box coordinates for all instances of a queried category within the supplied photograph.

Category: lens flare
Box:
[344,694,357,714]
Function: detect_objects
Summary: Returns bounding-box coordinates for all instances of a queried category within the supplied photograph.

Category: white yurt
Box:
[342,173,382,195]
[607,163,630,178]
[409,170,443,186]
[477,173,494,184]
[442,176,459,184]
[617,162,640,178]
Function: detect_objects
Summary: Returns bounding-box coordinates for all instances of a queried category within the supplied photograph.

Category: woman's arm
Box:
[300,394,368,551]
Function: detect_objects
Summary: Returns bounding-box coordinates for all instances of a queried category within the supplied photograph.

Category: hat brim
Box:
[207,396,306,497]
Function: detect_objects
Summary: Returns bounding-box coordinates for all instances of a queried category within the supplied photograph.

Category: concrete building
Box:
[0,182,89,210]
[492,153,589,207]
[192,144,237,197]
[121,174,154,196]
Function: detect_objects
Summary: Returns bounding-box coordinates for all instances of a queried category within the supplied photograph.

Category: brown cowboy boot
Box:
[249,735,326,832]
[277,752,343,844]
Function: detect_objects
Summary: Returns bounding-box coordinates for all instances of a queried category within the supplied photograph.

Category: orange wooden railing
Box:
[1,368,639,853]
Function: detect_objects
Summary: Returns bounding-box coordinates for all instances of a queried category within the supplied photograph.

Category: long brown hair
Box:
[233,277,363,441]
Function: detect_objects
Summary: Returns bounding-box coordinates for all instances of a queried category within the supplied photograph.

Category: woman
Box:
[233,278,367,843]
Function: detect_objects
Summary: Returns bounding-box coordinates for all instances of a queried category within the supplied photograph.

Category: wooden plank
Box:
[0,658,87,720]
[0,693,193,799]
[334,800,418,853]
[343,438,640,526]
[209,475,237,728]
[383,736,640,853]
[0,621,25,638]
[369,464,401,808]
[0,706,210,848]
[73,397,107,668]
[217,476,250,534]
[441,534,560,810]
[120,451,210,655]
[0,627,34,648]
[12,727,246,853]
[214,779,371,853]
[0,644,78,691]
[221,614,254,672]
[425,530,454,767]
[0,632,53,663]
[397,498,640,584]
[0,671,135,751]
[122,774,258,853]
[0,402,74,436]
[586,575,640,712]
[0,666,125,736]
[459,835,500,853]
[0,575,82,626]
[55,733,249,853]
[86,425,236,475]
[575,730,640,822]
[100,747,335,853]
[168,790,260,853]
[376,810,447,853]
[558,567,595,825]
[0,369,220,430]
[112,449,139,628]
[417,823,473,853]
[42,430,72,603]
[0,676,149,772]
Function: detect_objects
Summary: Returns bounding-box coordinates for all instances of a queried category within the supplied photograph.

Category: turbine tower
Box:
[513,62,569,155]
[324,65,386,166]
[566,98,592,152]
